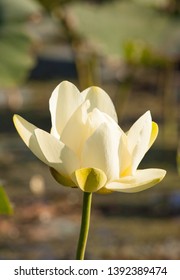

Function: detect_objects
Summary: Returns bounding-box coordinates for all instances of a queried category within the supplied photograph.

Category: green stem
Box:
[76,192,92,260]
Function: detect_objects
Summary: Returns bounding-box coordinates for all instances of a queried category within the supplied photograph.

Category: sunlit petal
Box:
[119,133,132,177]
[106,168,166,193]
[49,81,83,137]
[13,115,47,164]
[35,129,80,177]
[86,108,122,141]
[82,122,121,180]
[127,111,152,173]
[82,86,118,122]
[60,100,90,157]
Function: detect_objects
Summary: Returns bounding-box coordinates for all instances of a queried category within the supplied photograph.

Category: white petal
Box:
[35,129,80,177]
[106,168,166,193]
[82,122,121,181]
[82,86,118,122]
[86,108,121,140]
[49,81,83,137]
[86,108,107,135]
[61,105,120,159]
[127,111,152,173]
[60,101,90,157]
[119,133,132,177]
[13,115,48,164]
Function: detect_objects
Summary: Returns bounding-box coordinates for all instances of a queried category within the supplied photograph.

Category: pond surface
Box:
[0,79,180,260]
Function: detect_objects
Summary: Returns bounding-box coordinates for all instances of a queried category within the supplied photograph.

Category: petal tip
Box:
[13,114,20,124]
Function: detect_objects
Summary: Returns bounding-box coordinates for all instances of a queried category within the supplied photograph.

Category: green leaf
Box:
[0,0,42,23]
[0,186,13,215]
[70,1,180,58]
[0,0,42,87]
[0,26,35,87]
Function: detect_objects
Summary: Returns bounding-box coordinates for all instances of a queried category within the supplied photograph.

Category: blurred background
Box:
[0,0,180,259]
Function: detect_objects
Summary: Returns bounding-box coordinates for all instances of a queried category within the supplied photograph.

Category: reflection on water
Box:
[0,80,180,260]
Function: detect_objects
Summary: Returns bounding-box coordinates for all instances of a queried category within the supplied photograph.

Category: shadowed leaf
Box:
[0,186,13,215]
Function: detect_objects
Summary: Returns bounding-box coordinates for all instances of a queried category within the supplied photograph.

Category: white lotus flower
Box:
[13,81,166,193]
